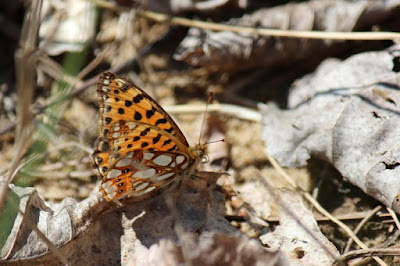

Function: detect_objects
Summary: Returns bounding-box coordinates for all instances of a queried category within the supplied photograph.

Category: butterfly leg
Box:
[164,178,183,230]
[191,174,212,208]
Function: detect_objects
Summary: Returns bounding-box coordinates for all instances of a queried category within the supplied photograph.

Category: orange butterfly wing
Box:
[93,72,197,201]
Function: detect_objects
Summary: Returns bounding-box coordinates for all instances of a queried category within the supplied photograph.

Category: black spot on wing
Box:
[133,94,144,103]
[152,134,161,144]
[141,142,149,148]
[167,145,176,151]
[162,139,172,146]
[155,118,167,126]
[146,108,156,119]
[134,111,142,120]
[165,127,173,134]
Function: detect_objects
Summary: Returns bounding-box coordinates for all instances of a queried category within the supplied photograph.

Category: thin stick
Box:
[139,10,400,40]
[0,102,263,137]
[166,104,262,123]
[0,142,93,180]
[344,205,382,253]
[258,174,338,261]
[349,231,400,265]
[304,194,386,266]
[387,207,400,231]
[336,248,400,265]
[265,210,393,224]
[264,152,387,266]
[93,1,400,41]
[264,152,297,188]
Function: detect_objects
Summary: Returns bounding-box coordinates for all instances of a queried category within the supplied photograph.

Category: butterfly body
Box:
[93,72,206,201]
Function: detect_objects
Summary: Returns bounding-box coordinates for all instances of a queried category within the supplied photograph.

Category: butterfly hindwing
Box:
[98,150,190,201]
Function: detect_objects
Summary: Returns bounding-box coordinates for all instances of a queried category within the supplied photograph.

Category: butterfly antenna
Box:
[205,138,226,145]
[198,91,214,145]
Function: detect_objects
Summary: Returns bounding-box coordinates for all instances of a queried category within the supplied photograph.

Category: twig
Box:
[350,232,400,266]
[0,100,262,138]
[336,248,400,265]
[344,205,382,253]
[264,152,296,188]
[140,10,400,40]
[387,207,400,231]
[304,195,387,266]
[77,47,111,80]
[165,104,262,123]
[257,174,339,261]
[265,210,393,224]
[93,1,400,41]
[381,229,400,249]
[264,152,388,266]
[0,141,93,182]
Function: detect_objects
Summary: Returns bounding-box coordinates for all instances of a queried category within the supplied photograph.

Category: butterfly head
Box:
[191,144,208,164]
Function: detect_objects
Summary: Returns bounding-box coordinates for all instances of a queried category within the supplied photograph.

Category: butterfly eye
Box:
[201,155,209,164]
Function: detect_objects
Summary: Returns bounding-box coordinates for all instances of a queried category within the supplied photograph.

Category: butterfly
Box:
[92,72,207,201]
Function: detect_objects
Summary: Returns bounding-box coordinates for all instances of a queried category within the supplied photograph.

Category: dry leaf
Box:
[175,0,400,71]
[128,232,289,266]
[261,44,400,212]
[39,0,97,55]
[260,189,339,265]
[1,172,265,265]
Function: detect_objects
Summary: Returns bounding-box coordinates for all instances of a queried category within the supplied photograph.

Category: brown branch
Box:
[335,248,400,265]
[93,0,400,41]
[344,205,382,253]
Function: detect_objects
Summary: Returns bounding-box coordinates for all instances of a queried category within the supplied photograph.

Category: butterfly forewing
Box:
[97,72,189,146]
[93,72,198,201]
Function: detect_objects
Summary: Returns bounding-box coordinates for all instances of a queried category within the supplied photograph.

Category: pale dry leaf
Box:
[128,232,289,266]
[260,189,339,265]
[261,44,400,212]
[0,183,105,264]
[174,0,400,71]
[235,180,273,220]
[39,0,97,55]
[0,172,241,265]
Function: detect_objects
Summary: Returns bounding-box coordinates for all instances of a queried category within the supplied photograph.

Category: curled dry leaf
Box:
[0,183,105,264]
[261,44,400,212]
[1,171,268,265]
[174,0,400,71]
[260,189,339,265]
